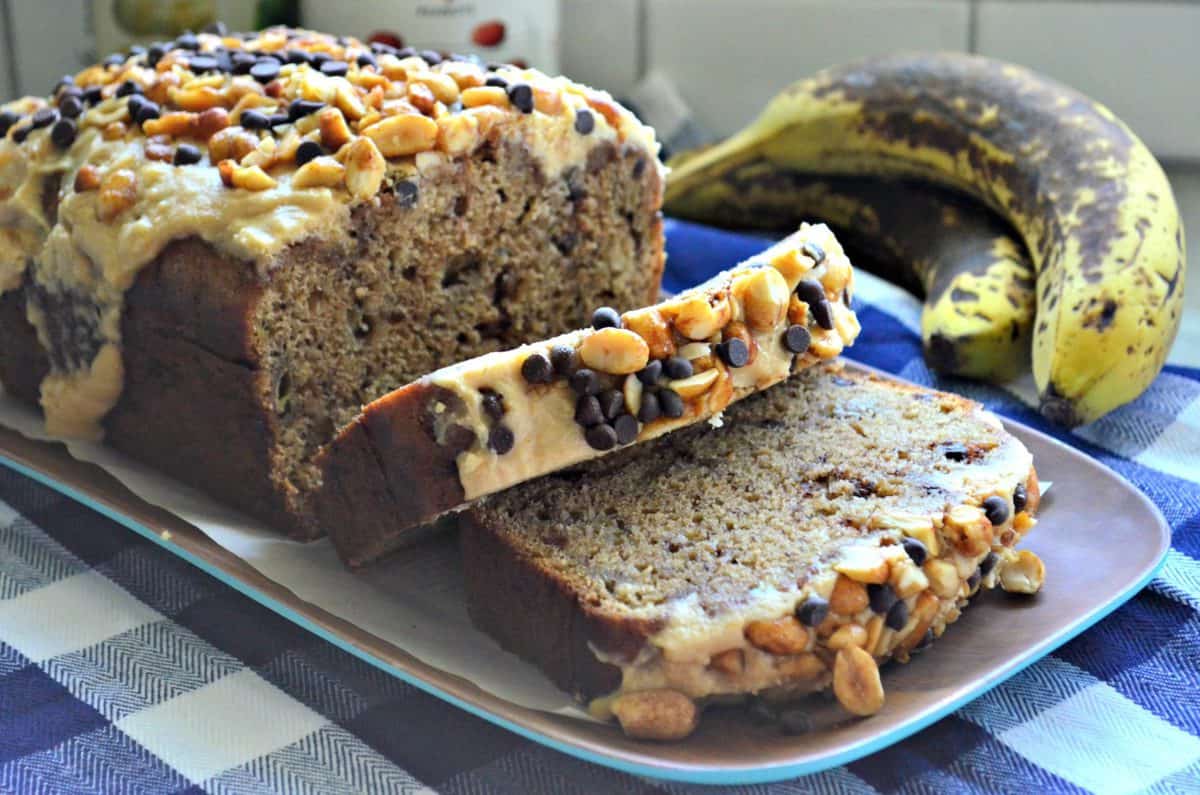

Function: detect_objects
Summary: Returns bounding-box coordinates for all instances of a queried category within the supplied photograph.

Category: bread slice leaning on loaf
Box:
[461,363,1043,741]
[315,223,861,567]
[0,27,665,540]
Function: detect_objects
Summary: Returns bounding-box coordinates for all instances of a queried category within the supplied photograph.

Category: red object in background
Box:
[368,31,405,49]
[472,21,506,48]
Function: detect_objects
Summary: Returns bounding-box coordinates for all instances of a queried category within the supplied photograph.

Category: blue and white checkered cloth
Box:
[1,219,1197,794]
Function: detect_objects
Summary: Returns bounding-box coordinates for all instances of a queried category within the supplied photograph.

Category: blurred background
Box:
[1,0,1196,354]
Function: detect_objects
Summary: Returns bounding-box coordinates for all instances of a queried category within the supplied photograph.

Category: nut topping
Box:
[833,646,885,716]
[745,616,810,655]
[578,328,650,375]
[610,690,698,741]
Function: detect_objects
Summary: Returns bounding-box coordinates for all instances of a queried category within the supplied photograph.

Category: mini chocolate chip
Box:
[507,83,534,113]
[885,599,909,631]
[443,423,476,454]
[636,360,662,385]
[480,390,505,420]
[488,424,515,454]
[288,99,324,121]
[286,49,313,65]
[115,80,142,98]
[250,59,281,83]
[31,107,58,129]
[395,46,416,58]
[801,240,826,264]
[420,49,443,65]
[294,140,324,166]
[795,278,825,308]
[147,44,167,68]
[309,51,332,65]
[783,324,811,354]
[49,118,76,148]
[663,356,693,379]
[902,537,928,566]
[1013,482,1028,512]
[485,75,508,88]
[585,423,617,451]
[388,181,417,209]
[868,583,899,615]
[942,443,969,462]
[173,143,202,165]
[231,52,256,74]
[598,389,624,420]
[550,344,577,376]
[659,389,684,418]
[129,45,146,56]
[716,338,750,368]
[59,95,83,119]
[189,55,220,73]
[268,113,290,128]
[614,414,639,444]
[0,111,18,136]
[633,157,647,178]
[520,352,553,384]
[320,60,349,77]
[203,21,228,35]
[574,108,595,135]
[102,53,126,69]
[570,368,602,396]
[637,391,661,423]
[82,86,103,105]
[983,495,1011,526]
[795,595,830,627]
[591,306,621,329]
[967,570,982,591]
[240,109,271,130]
[811,300,834,330]
[980,551,999,576]
[575,394,604,427]
[12,125,30,143]
[356,52,378,69]
[58,85,82,101]
[175,32,200,50]
[133,100,160,125]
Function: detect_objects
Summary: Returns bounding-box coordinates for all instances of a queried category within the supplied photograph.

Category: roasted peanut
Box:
[406,81,437,115]
[833,546,890,584]
[890,561,930,599]
[787,294,809,326]
[622,373,643,417]
[343,135,386,199]
[623,309,675,360]
[830,575,869,615]
[671,293,730,340]
[291,156,346,189]
[709,648,744,676]
[437,112,479,156]
[229,164,276,191]
[461,85,509,108]
[826,623,868,651]
[833,646,885,716]
[585,93,622,127]
[820,250,852,295]
[745,616,810,655]
[808,326,845,359]
[610,690,698,741]
[73,164,100,192]
[193,107,230,139]
[411,71,460,104]
[999,550,1045,595]
[778,652,827,680]
[208,126,258,163]
[896,592,940,656]
[735,266,790,331]
[923,559,960,599]
[317,107,352,149]
[216,158,235,187]
[579,328,649,375]
[362,112,439,157]
[442,60,486,89]
[97,169,137,221]
[668,368,719,400]
[871,510,941,557]
[335,82,367,120]
[142,111,196,138]
[944,504,994,557]
[170,85,223,112]
[770,247,814,290]
[533,86,563,114]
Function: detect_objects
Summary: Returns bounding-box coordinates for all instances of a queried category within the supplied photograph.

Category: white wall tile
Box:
[977,1,1200,160]
[560,0,640,96]
[646,0,970,139]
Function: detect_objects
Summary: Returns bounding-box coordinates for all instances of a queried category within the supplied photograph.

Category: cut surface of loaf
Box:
[462,363,1042,740]
[0,27,664,538]
[316,223,861,567]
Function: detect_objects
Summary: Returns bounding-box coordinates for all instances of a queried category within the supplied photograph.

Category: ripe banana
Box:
[663,161,1035,382]
[666,53,1186,426]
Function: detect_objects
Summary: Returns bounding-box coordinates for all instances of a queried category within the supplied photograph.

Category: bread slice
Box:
[315,223,861,566]
[461,363,1042,740]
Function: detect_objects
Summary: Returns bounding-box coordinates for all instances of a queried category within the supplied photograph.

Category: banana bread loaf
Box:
[462,363,1042,740]
[316,223,860,567]
[0,27,665,538]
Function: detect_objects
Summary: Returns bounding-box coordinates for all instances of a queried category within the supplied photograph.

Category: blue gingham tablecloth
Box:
[1,218,1198,794]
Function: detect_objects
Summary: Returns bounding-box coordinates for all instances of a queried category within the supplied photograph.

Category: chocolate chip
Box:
[614,414,639,444]
[175,32,200,51]
[488,424,515,454]
[967,570,981,592]
[288,99,324,121]
[716,338,750,368]
[550,344,577,376]
[980,551,999,576]
[664,356,694,380]
[203,21,228,35]
[507,83,534,113]
[102,53,126,69]
[591,306,621,329]
[983,495,1010,526]
[115,80,142,98]
[637,391,661,423]
[570,368,602,396]
[575,394,604,427]
[585,423,617,451]
[902,537,928,566]
[636,360,662,385]
[133,99,160,125]
[659,389,684,418]
[520,352,553,384]
[12,125,30,143]
[942,443,969,462]
[294,140,323,166]
[480,389,505,420]
[801,240,826,264]
[82,86,103,106]
[241,110,271,130]
[420,49,443,65]
[868,583,899,615]
[395,46,416,58]
[783,324,811,354]
[885,599,909,631]
[58,95,83,119]
[795,279,825,308]
[250,59,281,83]
[599,389,626,421]
[188,55,220,73]
[1013,482,1028,512]
[443,423,476,454]
[811,300,834,330]
[356,52,378,69]
[0,111,18,136]
[231,52,256,74]
[795,595,830,627]
[30,107,57,129]
[320,60,349,77]
[633,157,647,178]
[311,52,332,66]
[147,44,168,68]
[49,118,76,148]
[394,180,419,208]
[173,143,202,165]
[574,108,595,135]
[286,49,313,65]
[485,75,508,88]
[268,113,290,128]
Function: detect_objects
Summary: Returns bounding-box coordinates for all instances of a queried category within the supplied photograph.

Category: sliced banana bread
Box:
[461,363,1042,740]
[316,223,861,567]
[0,27,664,538]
